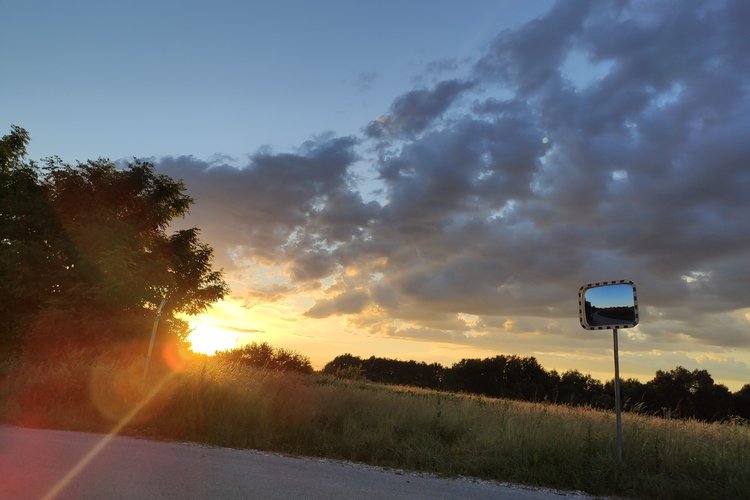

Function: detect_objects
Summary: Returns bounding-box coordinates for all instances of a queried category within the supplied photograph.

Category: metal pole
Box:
[143,298,167,387]
[612,327,623,464]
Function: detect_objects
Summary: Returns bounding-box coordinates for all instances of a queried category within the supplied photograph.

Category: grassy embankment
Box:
[1,349,748,499]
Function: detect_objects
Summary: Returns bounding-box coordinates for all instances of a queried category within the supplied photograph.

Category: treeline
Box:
[323,353,750,422]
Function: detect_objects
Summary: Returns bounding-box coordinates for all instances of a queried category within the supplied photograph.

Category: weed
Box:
[2,351,748,499]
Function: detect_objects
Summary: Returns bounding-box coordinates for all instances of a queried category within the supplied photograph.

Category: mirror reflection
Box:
[581,283,637,329]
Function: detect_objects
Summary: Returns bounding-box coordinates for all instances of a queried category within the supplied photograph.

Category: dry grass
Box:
[2,350,748,499]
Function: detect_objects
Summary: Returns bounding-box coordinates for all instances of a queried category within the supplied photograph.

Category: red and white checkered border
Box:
[578,279,639,330]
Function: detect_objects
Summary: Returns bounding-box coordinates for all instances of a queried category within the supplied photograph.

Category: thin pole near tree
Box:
[142,298,167,387]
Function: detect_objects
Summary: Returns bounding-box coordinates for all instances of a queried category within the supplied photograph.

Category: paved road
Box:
[0,426,594,499]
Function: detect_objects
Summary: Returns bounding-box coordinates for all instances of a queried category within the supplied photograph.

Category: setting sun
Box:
[187,322,239,355]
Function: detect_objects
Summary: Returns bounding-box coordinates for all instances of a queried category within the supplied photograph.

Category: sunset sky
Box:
[4,0,750,389]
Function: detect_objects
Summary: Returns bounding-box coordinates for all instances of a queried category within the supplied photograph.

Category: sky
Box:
[4,0,750,390]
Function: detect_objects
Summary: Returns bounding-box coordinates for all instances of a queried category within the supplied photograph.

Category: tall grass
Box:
[2,350,748,499]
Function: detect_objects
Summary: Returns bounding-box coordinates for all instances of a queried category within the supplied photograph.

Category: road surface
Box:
[0,425,594,499]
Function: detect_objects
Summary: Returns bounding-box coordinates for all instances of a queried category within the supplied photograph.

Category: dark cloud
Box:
[159,134,361,266]
[161,0,750,352]
[364,79,477,139]
[474,0,591,95]
[356,0,750,347]
[304,290,370,318]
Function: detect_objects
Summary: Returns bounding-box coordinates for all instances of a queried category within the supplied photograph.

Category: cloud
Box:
[355,71,378,91]
[160,0,750,361]
[412,57,473,87]
[364,79,477,139]
[159,134,361,266]
[304,290,370,318]
[474,0,590,95]
[242,283,298,307]
[219,324,265,334]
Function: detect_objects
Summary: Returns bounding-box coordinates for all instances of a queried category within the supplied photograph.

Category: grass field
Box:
[2,348,748,499]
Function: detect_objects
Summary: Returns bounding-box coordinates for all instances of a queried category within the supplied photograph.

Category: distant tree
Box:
[0,126,228,358]
[502,355,557,401]
[643,366,732,420]
[447,355,556,401]
[690,370,732,421]
[447,357,504,397]
[644,366,694,417]
[320,348,744,422]
[611,377,647,412]
[732,384,750,419]
[409,360,444,389]
[559,370,606,407]
[322,354,365,379]
[361,356,444,388]
[215,342,313,374]
[323,353,362,372]
[323,354,443,388]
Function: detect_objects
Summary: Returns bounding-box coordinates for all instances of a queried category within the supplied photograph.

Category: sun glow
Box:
[187,322,239,355]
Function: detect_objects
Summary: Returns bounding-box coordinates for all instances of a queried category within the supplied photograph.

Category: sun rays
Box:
[187,321,240,355]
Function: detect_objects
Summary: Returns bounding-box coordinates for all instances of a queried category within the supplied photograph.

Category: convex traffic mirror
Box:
[579,280,638,330]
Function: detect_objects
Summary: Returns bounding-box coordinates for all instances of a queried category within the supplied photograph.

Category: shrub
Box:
[214,342,313,374]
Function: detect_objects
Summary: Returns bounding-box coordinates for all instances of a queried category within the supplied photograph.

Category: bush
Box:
[214,342,313,374]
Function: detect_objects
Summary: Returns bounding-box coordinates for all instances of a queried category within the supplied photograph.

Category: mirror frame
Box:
[578,280,639,330]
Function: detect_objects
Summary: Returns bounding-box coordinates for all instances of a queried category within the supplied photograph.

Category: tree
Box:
[559,370,606,407]
[323,353,365,379]
[0,126,229,357]
[1,126,63,354]
[37,157,227,313]
[612,377,647,412]
[215,342,313,374]
[501,355,557,401]
[732,384,750,419]
[447,357,505,397]
[643,366,732,420]
[0,125,30,171]
[690,370,732,421]
[446,355,557,401]
[322,354,444,387]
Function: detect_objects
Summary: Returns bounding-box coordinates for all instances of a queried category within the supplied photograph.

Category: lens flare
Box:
[162,341,191,373]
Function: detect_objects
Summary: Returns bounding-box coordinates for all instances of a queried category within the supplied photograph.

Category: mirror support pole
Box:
[612,327,623,464]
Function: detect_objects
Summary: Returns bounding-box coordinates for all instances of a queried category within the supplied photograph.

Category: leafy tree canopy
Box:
[1,125,229,356]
